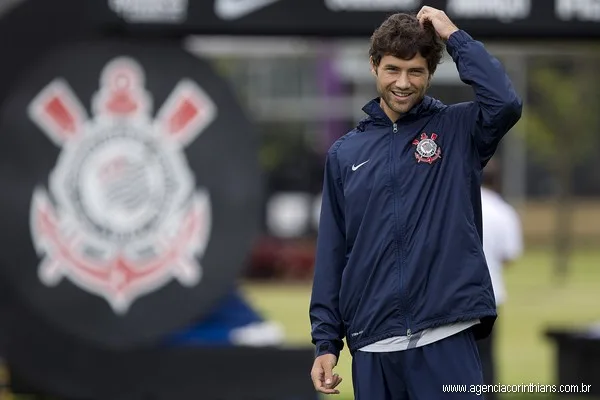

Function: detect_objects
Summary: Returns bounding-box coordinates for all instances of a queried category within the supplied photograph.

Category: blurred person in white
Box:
[478,158,523,398]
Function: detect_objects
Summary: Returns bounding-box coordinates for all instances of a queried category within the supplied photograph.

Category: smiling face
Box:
[371,53,431,122]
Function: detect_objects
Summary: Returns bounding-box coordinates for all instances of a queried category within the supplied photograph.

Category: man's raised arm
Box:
[418,6,523,164]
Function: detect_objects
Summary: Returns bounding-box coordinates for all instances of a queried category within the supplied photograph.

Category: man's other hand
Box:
[310,354,342,395]
[417,6,459,41]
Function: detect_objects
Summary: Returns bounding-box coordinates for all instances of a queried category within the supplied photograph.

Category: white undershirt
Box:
[358,320,480,352]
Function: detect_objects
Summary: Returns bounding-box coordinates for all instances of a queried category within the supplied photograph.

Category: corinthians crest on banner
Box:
[27,56,216,315]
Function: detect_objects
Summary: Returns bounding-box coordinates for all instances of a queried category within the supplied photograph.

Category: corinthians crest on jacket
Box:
[27,56,216,315]
[413,132,442,164]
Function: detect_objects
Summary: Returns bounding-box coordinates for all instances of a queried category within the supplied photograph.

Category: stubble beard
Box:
[381,89,424,118]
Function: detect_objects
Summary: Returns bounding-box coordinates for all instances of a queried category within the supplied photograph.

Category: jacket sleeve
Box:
[309,144,346,359]
[446,30,523,165]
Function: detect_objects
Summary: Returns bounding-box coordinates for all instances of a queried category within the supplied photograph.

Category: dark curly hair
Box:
[369,13,445,75]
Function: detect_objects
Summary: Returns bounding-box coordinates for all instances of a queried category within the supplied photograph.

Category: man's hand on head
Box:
[310,353,342,395]
[416,6,459,41]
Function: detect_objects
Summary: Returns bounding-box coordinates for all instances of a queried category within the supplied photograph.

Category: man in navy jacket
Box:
[309,6,522,399]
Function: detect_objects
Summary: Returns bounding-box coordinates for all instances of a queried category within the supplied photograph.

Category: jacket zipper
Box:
[391,122,412,338]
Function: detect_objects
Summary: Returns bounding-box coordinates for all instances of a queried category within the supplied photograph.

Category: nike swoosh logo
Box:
[214,0,281,20]
[352,160,370,171]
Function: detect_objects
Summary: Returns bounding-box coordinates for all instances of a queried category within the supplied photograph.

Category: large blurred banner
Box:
[101,0,600,39]
[0,2,319,396]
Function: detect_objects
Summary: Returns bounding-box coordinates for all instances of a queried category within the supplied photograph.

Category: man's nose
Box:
[395,74,411,90]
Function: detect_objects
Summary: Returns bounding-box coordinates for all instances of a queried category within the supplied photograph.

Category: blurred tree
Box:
[523,57,600,280]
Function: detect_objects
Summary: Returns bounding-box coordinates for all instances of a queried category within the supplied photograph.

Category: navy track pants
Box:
[351,329,487,399]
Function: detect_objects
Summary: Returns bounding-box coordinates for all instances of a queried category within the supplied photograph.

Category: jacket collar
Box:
[361,96,437,124]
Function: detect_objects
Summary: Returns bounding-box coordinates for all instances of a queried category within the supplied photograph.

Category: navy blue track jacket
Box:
[309,30,523,359]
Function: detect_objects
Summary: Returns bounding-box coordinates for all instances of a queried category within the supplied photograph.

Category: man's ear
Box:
[369,56,377,76]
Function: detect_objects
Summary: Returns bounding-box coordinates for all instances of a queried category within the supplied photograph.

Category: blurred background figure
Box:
[478,157,524,397]
[164,287,285,347]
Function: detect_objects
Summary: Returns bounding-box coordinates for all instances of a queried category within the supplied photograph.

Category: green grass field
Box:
[242,248,600,399]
